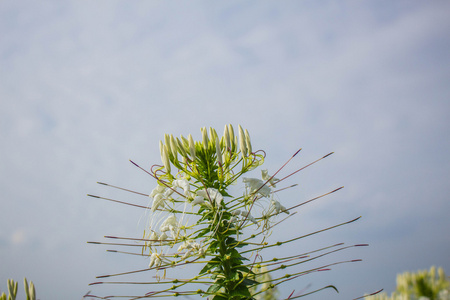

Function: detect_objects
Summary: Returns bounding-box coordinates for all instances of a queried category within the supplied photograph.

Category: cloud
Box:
[1,1,449,299]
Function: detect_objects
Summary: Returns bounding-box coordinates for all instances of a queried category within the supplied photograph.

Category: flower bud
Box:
[188,134,196,160]
[223,125,231,151]
[238,125,247,157]
[201,127,209,150]
[228,124,235,151]
[176,137,188,158]
[245,129,252,154]
[170,134,178,156]
[215,136,223,165]
[164,134,172,156]
[162,145,171,173]
[209,127,218,145]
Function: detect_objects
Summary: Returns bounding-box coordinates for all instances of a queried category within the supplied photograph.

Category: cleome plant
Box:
[366,266,450,300]
[87,124,371,299]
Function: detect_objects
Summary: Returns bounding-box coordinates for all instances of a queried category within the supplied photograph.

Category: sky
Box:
[1,0,450,299]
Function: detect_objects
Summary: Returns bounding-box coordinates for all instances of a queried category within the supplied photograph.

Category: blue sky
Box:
[1,1,449,299]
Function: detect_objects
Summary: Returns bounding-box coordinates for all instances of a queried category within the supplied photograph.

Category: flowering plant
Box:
[87,125,369,299]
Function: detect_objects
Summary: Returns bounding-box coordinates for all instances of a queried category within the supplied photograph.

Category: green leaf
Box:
[206,283,222,294]
[211,295,228,300]
[199,257,221,275]
[242,278,259,286]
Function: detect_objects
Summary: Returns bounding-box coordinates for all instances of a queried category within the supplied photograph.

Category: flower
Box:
[149,252,162,268]
[150,185,165,198]
[177,240,205,260]
[271,198,289,215]
[243,177,271,197]
[196,188,223,207]
[261,169,280,187]
[172,179,192,198]
[160,215,178,238]
[151,193,166,212]
[240,210,258,225]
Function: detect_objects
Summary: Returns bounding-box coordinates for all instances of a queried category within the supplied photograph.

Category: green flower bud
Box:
[228,124,235,151]
[223,125,231,150]
[238,125,247,157]
[176,137,188,158]
[188,134,196,161]
[201,127,209,150]
[245,129,252,154]
[164,134,171,155]
[170,134,178,157]
[162,145,171,173]
[215,136,222,165]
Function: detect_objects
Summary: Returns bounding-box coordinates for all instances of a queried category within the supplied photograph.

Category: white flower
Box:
[240,210,258,225]
[163,188,174,198]
[159,232,168,241]
[150,184,171,212]
[149,252,162,268]
[196,188,223,207]
[261,169,279,187]
[151,193,166,212]
[172,179,192,197]
[178,240,204,260]
[232,210,241,216]
[149,231,158,241]
[177,240,191,252]
[150,185,165,198]
[272,199,289,215]
[192,196,205,206]
[160,215,178,237]
[181,250,193,260]
[242,177,271,197]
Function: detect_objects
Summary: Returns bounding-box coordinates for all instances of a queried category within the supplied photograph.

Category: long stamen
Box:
[276,152,334,184]
[87,194,148,209]
[286,186,344,212]
[97,182,149,197]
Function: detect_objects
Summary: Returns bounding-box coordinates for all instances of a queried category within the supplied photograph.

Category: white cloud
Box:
[1,1,449,299]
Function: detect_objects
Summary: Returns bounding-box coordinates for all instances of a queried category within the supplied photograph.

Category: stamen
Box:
[97,182,149,197]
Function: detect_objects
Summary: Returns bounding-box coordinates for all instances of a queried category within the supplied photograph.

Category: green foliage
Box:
[366,266,450,300]
[0,278,35,300]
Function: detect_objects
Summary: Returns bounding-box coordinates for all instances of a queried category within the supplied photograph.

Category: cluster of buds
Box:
[158,125,258,180]
[88,124,369,300]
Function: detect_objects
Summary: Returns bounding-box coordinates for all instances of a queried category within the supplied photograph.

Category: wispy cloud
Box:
[1,1,449,299]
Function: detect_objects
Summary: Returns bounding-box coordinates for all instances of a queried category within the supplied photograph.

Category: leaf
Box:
[242,278,259,286]
[207,283,222,294]
[199,257,221,274]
